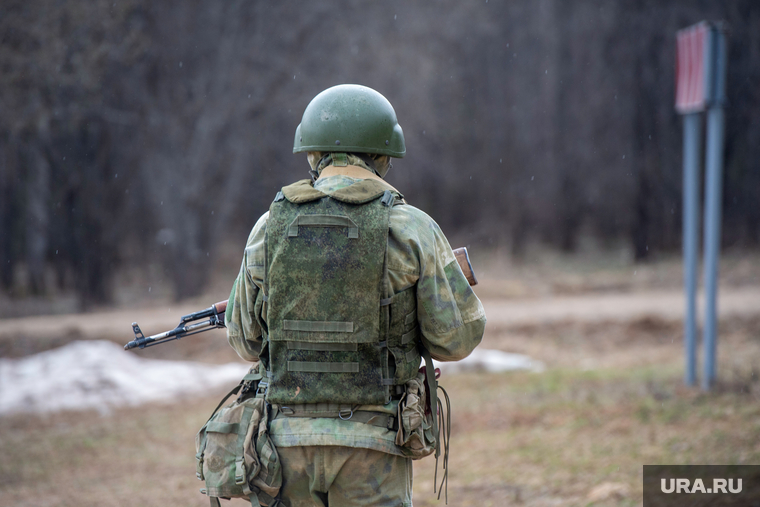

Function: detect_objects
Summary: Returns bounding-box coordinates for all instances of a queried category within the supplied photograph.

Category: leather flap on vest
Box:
[281,180,326,203]
[327,179,402,204]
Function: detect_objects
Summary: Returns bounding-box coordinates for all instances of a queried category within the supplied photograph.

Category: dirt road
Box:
[483,287,760,327]
[2,287,758,344]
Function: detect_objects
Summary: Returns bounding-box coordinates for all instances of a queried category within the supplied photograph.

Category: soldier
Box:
[226,84,486,506]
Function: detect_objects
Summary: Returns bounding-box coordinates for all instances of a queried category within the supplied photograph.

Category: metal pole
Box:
[682,112,701,387]
[701,27,727,391]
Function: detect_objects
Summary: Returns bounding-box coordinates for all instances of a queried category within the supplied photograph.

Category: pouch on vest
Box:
[395,346,451,501]
[395,370,436,458]
[195,369,282,507]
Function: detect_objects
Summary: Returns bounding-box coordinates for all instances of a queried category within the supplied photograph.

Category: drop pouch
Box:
[195,369,282,506]
[395,370,437,459]
[396,347,451,502]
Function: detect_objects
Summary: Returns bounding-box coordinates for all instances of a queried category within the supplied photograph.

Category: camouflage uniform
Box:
[227,156,486,506]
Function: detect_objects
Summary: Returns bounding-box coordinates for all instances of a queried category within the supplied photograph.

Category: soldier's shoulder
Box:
[391,202,434,221]
[245,211,269,244]
[390,204,442,232]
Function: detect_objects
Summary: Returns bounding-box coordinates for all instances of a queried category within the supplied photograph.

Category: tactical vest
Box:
[262,178,421,406]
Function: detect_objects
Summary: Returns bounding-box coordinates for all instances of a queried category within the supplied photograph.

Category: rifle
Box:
[124,300,228,350]
[124,247,478,350]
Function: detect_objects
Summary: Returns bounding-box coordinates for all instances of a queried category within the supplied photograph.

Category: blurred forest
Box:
[1,0,759,308]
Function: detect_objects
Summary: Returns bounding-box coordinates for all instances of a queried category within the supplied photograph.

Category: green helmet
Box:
[293,84,406,158]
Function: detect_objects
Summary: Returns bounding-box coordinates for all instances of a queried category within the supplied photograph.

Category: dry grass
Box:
[1,313,759,506]
[408,315,760,506]
[0,396,218,506]
[413,368,760,506]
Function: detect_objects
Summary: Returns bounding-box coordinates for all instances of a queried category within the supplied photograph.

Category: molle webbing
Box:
[287,214,358,239]
[287,341,357,352]
[287,361,359,373]
[283,320,354,333]
[386,286,421,386]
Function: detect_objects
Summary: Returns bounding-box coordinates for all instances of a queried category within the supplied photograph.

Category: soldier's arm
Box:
[390,206,486,362]
[417,239,486,362]
[226,212,269,361]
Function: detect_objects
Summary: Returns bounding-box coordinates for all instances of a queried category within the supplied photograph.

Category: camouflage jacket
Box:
[226,164,486,456]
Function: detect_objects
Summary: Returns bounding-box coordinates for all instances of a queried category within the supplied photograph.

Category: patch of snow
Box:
[434,348,544,374]
[0,340,250,416]
[0,342,543,416]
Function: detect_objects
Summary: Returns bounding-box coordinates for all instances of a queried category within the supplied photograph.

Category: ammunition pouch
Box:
[396,347,451,500]
[395,371,437,458]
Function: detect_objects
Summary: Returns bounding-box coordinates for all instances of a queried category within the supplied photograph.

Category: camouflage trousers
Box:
[276,446,413,507]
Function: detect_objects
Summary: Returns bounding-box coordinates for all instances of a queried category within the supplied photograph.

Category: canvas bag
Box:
[195,371,282,507]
